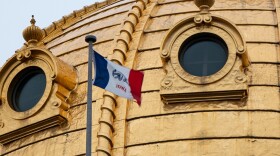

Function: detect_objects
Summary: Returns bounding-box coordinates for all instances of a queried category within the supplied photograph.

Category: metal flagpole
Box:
[85,35,97,156]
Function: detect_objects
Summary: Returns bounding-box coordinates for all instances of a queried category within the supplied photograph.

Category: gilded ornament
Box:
[238,45,244,52]
[194,0,215,8]
[161,79,173,88]
[52,101,59,107]
[204,15,212,23]
[194,15,203,24]
[161,50,170,59]
[50,71,56,79]
[161,50,168,56]
[16,53,23,61]
[235,75,247,83]
[24,50,31,58]
[22,15,44,45]
[194,14,212,25]
[16,50,32,61]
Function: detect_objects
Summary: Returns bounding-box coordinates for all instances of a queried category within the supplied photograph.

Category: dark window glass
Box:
[8,67,46,112]
[179,33,228,76]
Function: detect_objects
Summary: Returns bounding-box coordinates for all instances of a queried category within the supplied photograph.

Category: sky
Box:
[0,0,103,67]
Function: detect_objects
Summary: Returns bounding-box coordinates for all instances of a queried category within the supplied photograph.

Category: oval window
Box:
[8,67,46,112]
[179,33,228,76]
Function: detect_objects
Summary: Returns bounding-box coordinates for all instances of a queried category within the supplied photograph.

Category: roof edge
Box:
[42,0,122,38]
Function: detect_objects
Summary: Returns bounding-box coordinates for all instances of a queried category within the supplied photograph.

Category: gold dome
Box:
[22,15,44,43]
[0,0,279,155]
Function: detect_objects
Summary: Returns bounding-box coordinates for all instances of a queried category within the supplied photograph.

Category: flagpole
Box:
[85,35,96,156]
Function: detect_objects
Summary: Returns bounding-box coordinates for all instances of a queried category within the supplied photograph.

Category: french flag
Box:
[92,51,144,105]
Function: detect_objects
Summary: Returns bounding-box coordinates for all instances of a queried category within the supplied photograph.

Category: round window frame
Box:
[178,32,228,77]
[2,59,52,120]
[8,66,47,112]
[170,26,236,84]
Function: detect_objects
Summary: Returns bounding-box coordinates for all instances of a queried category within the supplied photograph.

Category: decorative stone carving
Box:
[194,0,215,10]
[159,0,250,104]
[22,15,44,47]
[0,16,78,145]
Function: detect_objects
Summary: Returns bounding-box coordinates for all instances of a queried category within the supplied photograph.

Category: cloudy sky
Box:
[0,0,103,67]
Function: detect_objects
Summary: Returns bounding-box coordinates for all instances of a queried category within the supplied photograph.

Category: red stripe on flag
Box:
[128,70,144,106]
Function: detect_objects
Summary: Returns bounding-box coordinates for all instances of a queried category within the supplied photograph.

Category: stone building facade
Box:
[0,0,279,155]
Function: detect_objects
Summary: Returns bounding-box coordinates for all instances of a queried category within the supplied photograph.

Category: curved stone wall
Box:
[1,0,280,155]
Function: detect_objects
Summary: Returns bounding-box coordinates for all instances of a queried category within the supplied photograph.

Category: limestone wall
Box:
[0,0,135,155]
[126,0,280,155]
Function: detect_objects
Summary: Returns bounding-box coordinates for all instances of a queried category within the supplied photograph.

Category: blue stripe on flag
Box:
[93,51,109,89]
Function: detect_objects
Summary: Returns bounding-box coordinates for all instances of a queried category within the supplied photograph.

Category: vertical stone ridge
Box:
[274,0,280,87]
[111,0,148,65]
[96,1,149,155]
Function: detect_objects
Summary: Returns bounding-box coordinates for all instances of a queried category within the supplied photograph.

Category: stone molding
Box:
[0,47,78,145]
[160,3,250,104]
